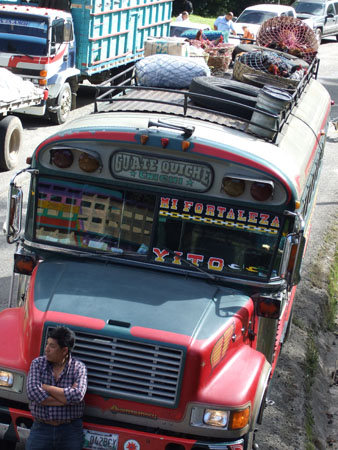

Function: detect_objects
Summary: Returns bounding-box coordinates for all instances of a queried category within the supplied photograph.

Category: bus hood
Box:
[31,259,251,341]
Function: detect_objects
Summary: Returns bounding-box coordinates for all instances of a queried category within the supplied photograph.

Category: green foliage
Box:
[173,0,295,17]
[187,14,215,27]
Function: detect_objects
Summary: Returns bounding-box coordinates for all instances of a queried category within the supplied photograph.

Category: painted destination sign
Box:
[111,151,213,192]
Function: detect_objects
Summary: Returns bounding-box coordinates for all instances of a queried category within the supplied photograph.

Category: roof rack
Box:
[94,56,319,143]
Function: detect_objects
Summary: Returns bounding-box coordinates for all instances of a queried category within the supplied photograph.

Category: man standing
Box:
[26,326,87,450]
[214,12,237,36]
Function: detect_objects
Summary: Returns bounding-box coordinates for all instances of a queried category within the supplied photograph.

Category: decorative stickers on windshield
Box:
[111,151,213,192]
[152,197,281,277]
[158,197,280,234]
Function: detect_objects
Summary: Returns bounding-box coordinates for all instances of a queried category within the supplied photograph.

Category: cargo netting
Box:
[256,16,318,63]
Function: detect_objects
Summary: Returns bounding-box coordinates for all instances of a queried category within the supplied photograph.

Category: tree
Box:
[174,0,294,17]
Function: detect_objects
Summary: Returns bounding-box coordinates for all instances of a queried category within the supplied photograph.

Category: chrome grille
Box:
[71,330,184,407]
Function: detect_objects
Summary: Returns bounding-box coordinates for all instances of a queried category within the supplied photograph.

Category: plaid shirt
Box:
[27,355,87,421]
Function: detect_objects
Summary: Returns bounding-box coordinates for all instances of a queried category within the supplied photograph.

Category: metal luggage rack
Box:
[94,57,319,143]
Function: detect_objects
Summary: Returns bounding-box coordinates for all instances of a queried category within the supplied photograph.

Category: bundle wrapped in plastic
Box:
[0,68,42,104]
[135,54,210,88]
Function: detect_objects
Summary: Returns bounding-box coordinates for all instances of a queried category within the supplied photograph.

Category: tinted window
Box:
[292,1,325,15]
[327,3,335,14]
[236,10,277,24]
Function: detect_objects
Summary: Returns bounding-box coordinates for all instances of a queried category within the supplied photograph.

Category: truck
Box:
[0,49,331,450]
[292,0,338,45]
[0,69,48,170]
[0,0,173,125]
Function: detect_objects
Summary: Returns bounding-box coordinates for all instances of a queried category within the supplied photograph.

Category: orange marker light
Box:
[14,254,38,275]
[229,408,250,430]
[182,141,190,151]
[140,135,149,145]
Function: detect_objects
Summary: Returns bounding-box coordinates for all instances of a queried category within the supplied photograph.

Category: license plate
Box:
[83,429,119,450]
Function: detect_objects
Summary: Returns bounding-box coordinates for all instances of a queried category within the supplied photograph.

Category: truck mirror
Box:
[280,233,306,286]
[4,184,23,244]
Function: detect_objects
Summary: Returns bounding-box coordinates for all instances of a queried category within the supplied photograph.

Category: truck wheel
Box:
[315,28,322,45]
[50,82,72,125]
[0,115,22,171]
[189,77,260,120]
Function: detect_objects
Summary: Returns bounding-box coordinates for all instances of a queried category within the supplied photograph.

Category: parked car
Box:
[292,0,338,44]
[232,4,298,40]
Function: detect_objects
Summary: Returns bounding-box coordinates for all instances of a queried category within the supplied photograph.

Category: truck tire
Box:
[189,77,260,120]
[315,28,322,45]
[0,115,22,171]
[49,82,72,125]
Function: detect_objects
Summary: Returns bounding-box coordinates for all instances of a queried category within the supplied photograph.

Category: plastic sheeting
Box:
[0,68,44,106]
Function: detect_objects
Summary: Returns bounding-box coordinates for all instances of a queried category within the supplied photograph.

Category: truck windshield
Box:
[0,14,48,55]
[34,178,286,280]
[292,2,325,15]
[236,11,277,24]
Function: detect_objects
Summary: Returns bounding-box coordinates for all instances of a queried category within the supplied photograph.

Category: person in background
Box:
[214,11,237,36]
[26,326,87,450]
[241,25,254,44]
[176,10,190,22]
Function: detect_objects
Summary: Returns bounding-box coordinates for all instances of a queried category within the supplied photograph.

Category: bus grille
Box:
[71,330,184,407]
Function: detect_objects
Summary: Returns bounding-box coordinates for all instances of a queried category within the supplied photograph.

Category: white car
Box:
[231,4,302,42]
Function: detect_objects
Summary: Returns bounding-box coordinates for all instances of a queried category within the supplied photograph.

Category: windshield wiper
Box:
[165,249,218,281]
[75,247,147,261]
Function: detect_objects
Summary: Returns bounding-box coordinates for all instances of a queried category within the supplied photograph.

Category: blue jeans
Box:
[25,418,84,450]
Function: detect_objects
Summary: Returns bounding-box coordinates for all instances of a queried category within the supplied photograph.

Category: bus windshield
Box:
[34,178,286,280]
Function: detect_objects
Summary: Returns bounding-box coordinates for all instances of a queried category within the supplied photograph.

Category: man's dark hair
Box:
[182,0,193,14]
[48,327,75,352]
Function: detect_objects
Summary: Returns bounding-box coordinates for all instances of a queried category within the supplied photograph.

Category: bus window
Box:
[153,196,284,279]
[34,178,156,254]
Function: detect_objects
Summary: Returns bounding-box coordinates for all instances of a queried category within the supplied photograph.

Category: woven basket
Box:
[233,58,299,90]
[207,54,231,72]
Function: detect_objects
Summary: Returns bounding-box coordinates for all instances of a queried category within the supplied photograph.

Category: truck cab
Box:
[292,0,338,44]
[0,0,173,123]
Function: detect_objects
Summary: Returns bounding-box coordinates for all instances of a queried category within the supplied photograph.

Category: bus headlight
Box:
[203,409,228,427]
[0,370,14,387]
[0,369,24,393]
[191,406,250,430]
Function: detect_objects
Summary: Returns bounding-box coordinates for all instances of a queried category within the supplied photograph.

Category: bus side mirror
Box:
[3,183,23,244]
[280,233,306,286]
